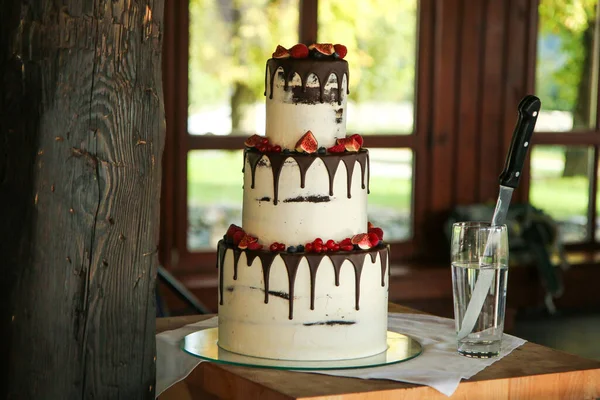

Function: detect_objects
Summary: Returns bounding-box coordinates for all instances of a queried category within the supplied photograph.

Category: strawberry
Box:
[333,244,340,251]
[270,242,279,252]
[272,45,290,59]
[309,43,335,56]
[334,44,347,59]
[368,227,384,241]
[233,230,245,246]
[327,142,345,153]
[349,134,363,147]
[339,137,360,152]
[244,134,263,148]
[289,43,309,59]
[340,238,352,246]
[351,233,372,250]
[368,232,380,247]
[238,236,250,249]
[295,130,318,153]
[340,244,354,251]
[247,242,263,250]
[226,224,243,238]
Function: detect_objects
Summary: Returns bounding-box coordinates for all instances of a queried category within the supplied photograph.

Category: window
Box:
[162,0,423,270]
[532,0,600,244]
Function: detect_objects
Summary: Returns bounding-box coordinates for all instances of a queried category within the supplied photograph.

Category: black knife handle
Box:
[498,95,541,188]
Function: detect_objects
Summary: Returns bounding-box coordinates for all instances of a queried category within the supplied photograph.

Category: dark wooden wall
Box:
[417,0,537,257]
[0,1,165,398]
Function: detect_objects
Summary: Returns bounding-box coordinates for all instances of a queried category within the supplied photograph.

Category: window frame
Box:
[161,0,432,272]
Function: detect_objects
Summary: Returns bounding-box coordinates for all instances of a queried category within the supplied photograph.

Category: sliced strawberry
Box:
[247,242,263,250]
[342,137,360,152]
[349,134,363,147]
[351,233,372,250]
[368,227,384,241]
[327,142,345,153]
[232,230,245,246]
[238,236,249,249]
[272,45,290,59]
[309,43,335,56]
[368,232,380,247]
[289,43,309,59]
[295,130,318,153]
[226,224,243,238]
[244,134,263,148]
[334,44,347,59]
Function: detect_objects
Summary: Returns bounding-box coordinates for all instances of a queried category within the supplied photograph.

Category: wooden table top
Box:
[156,304,600,399]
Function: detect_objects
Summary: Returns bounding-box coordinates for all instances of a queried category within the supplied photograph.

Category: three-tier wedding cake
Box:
[216,43,390,361]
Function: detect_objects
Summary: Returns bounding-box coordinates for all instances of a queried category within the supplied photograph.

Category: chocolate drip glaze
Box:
[283,195,330,203]
[218,240,388,318]
[266,58,349,105]
[304,320,356,326]
[243,149,370,204]
[233,250,242,280]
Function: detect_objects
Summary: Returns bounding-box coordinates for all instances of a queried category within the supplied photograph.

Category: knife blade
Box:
[457,95,541,340]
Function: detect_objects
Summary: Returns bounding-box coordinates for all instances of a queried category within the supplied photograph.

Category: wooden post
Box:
[0,1,165,398]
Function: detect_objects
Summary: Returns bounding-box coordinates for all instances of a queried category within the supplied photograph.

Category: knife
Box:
[457,95,541,340]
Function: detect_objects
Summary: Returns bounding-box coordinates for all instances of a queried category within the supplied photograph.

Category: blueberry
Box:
[310,49,325,59]
[287,246,297,253]
[283,148,291,154]
[354,244,360,250]
[317,147,326,154]
[333,52,340,59]
[297,244,305,252]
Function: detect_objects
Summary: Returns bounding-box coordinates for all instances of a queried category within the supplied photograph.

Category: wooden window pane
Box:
[535,0,599,132]
[188,150,243,250]
[188,0,300,136]
[368,148,413,241]
[529,146,592,243]
[317,0,418,135]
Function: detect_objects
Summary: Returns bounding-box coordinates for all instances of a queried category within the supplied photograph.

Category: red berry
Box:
[305,243,313,253]
[313,243,323,253]
[233,230,245,245]
[314,238,323,246]
[247,242,263,250]
[260,137,269,145]
[244,134,263,148]
[340,244,353,251]
[326,239,336,249]
[270,242,279,252]
[368,232,380,247]
[333,244,340,251]
[272,145,282,152]
[289,43,309,59]
[277,243,286,251]
[256,145,267,153]
[340,238,352,247]
[226,224,243,238]
[368,227,384,240]
[333,44,347,59]
[327,142,345,153]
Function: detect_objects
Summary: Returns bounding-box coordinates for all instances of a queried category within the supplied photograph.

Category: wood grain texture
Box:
[0,1,165,398]
[157,304,600,400]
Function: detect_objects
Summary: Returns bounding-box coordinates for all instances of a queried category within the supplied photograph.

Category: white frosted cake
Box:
[217,43,390,361]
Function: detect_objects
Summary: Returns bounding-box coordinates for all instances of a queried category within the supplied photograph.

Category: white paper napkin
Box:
[156,313,526,397]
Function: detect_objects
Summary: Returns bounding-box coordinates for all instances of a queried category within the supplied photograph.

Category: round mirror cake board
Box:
[181,328,423,370]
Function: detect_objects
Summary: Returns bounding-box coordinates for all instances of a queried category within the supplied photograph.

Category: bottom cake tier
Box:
[217,241,390,361]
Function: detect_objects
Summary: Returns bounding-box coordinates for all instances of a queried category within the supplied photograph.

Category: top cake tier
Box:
[265,55,349,149]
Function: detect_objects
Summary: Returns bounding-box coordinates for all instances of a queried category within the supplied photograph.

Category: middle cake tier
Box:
[242,149,370,245]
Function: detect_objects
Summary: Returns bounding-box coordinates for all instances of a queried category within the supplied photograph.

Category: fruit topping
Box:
[368,221,374,230]
[313,238,323,246]
[269,242,279,252]
[304,242,313,253]
[297,244,305,252]
[287,245,297,253]
[289,43,309,59]
[271,145,282,152]
[272,45,290,59]
[343,137,361,152]
[317,146,326,154]
[368,226,384,241]
[277,243,286,251]
[247,242,263,250]
[232,230,245,246]
[333,44,348,59]
[327,142,345,153]
[349,134,364,147]
[351,233,373,250]
[295,130,318,153]
[326,239,336,250]
[368,232,380,247]
[244,134,263,148]
[309,43,335,56]
[226,224,243,238]
[238,236,250,249]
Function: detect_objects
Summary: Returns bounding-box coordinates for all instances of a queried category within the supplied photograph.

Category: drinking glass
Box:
[451,222,509,358]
